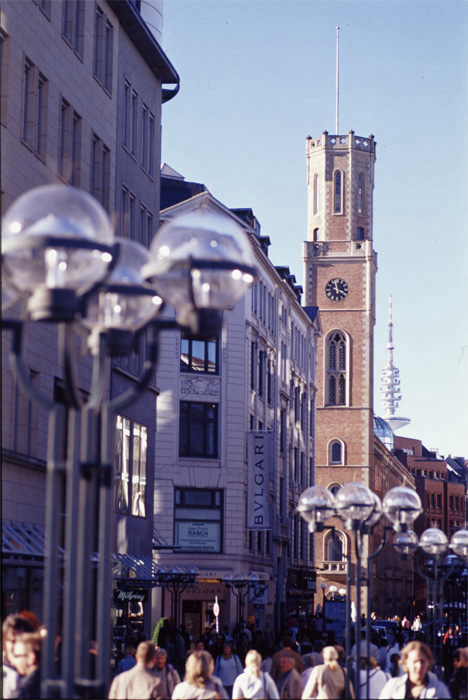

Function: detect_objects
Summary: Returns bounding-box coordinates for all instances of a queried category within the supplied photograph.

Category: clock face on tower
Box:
[325,278,349,301]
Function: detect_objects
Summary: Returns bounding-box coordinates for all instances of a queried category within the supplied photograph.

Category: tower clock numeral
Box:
[325,278,349,301]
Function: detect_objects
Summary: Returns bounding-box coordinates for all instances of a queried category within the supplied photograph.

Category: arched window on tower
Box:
[313,228,319,241]
[328,439,345,465]
[357,173,364,213]
[313,173,319,215]
[324,529,346,562]
[326,331,348,406]
[333,170,344,214]
[357,227,365,241]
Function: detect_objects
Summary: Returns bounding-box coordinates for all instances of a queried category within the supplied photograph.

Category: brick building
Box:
[302,131,416,618]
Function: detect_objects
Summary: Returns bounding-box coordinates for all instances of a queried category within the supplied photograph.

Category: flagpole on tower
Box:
[336,26,340,134]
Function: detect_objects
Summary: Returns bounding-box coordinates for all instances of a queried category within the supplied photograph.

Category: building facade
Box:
[148,171,321,638]
[1,0,178,644]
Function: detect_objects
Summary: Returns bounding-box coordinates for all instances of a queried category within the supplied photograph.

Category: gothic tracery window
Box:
[326,331,348,406]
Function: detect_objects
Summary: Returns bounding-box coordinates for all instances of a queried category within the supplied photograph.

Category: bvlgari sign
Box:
[247,431,271,530]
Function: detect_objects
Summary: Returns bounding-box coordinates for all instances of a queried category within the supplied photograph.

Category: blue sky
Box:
[160,0,468,458]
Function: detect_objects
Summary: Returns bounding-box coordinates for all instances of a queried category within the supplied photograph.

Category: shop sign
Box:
[176,522,220,551]
[114,589,148,604]
[247,431,271,530]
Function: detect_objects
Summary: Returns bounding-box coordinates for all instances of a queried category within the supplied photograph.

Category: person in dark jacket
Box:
[449,648,468,699]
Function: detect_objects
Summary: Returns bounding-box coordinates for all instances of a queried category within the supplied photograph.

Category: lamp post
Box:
[320,582,327,633]
[2,185,256,699]
[155,567,199,632]
[297,483,423,700]
[223,574,258,629]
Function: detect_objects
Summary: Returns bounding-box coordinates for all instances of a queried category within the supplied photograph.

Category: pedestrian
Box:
[270,635,304,681]
[12,632,42,699]
[351,630,380,666]
[108,641,163,699]
[214,643,243,697]
[2,614,36,699]
[171,649,228,699]
[276,653,303,699]
[358,656,389,699]
[152,646,181,697]
[116,645,136,674]
[379,640,451,699]
[448,647,468,699]
[411,616,422,633]
[300,654,319,692]
[302,645,353,699]
[232,649,279,699]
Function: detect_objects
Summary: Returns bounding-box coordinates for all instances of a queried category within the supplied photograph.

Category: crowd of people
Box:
[2,609,468,699]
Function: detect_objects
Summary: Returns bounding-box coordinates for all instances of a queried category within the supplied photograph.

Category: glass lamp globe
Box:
[334,483,375,530]
[393,530,419,558]
[296,486,336,532]
[223,575,233,586]
[420,528,448,558]
[83,239,162,332]
[363,491,383,530]
[144,208,256,313]
[382,486,422,532]
[2,185,114,295]
[450,530,468,559]
[233,574,247,587]
[248,574,259,587]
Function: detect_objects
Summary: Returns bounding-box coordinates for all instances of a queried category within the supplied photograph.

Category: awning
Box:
[2,520,65,563]
[113,553,160,588]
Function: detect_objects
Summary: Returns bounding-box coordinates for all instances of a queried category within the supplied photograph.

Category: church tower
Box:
[303,130,378,593]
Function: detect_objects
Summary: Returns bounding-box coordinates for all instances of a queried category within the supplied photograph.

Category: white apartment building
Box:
[150,171,321,638]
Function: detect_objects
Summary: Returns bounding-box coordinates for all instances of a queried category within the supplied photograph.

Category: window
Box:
[174,488,223,552]
[357,227,365,241]
[1,30,9,125]
[139,203,153,248]
[267,359,272,405]
[313,173,319,215]
[333,169,344,214]
[280,409,286,453]
[59,98,81,185]
[325,530,345,561]
[22,57,48,159]
[329,439,344,465]
[250,341,256,390]
[179,402,218,458]
[258,350,265,397]
[114,416,147,518]
[313,227,319,241]
[357,174,364,213]
[430,493,435,509]
[94,5,113,93]
[326,331,348,406]
[180,336,219,374]
[33,0,51,17]
[449,495,454,511]
[141,103,155,176]
[436,494,441,509]
[92,133,110,210]
[63,0,84,56]
[123,80,138,156]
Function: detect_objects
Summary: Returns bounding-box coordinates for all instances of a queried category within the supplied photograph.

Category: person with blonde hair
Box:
[232,649,279,699]
[302,645,353,699]
[171,650,228,699]
[379,641,450,699]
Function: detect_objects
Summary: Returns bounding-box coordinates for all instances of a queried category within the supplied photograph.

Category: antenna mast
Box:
[336,26,340,134]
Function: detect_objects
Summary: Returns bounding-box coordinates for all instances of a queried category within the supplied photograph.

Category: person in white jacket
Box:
[379,641,451,699]
[232,650,279,699]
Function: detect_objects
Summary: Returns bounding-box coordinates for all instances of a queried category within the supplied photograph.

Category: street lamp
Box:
[297,483,422,700]
[154,567,199,632]
[223,573,258,630]
[2,185,256,699]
